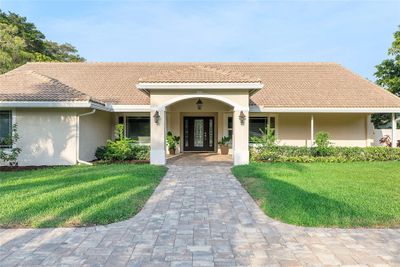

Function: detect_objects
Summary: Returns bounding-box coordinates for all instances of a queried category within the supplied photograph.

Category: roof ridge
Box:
[193,65,261,81]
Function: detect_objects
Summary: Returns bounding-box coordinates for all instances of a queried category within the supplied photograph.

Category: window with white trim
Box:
[126,116,150,143]
[227,117,233,141]
[0,110,12,148]
[249,116,276,142]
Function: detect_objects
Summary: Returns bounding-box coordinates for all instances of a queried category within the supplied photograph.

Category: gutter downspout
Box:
[76,109,96,165]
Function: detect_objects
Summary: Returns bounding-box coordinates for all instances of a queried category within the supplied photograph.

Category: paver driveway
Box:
[1,162,400,266]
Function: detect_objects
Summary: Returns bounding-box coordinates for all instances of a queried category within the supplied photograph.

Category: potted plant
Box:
[166,131,180,155]
[218,136,231,155]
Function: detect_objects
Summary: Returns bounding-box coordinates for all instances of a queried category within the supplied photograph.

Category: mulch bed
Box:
[0,165,53,172]
[93,160,150,164]
[0,160,150,172]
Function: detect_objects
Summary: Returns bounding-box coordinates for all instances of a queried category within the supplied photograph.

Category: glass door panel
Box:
[194,119,204,147]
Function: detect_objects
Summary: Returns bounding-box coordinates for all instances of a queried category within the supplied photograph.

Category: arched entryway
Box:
[149,94,250,166]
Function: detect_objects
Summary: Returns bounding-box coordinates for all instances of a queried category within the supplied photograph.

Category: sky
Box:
[0,0,399,81]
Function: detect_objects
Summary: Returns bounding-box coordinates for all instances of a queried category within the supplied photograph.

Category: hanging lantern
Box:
[196,99,203,110]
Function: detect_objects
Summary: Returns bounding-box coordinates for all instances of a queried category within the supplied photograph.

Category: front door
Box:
[183,117,214,151]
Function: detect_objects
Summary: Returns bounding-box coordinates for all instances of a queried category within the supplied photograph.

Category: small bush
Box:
[104,139,133,161]
[312,131,334,157]
[95,146,107,160]
[95,124,150,161]
[130,145,150,160]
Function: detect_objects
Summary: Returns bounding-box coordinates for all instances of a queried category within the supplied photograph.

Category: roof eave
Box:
[0,100,109,111]
[136,82,263,96]
[250,106,400,113]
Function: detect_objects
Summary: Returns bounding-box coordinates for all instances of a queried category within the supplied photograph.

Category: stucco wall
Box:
[278,113,372,147]
[373,129,400,146]
[15,109,78,166]
[79,110,112,161]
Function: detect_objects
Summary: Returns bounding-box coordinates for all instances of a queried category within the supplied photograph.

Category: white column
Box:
[150,109,166,165]
[392,113,397,148]
[233,110,249,165]
[310,114,314,147]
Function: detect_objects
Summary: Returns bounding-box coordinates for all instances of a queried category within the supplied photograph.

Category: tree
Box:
[373,25,400,128]
[0,10,84,74]
[0,23,30,73]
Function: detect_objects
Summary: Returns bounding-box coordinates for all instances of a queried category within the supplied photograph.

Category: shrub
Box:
[0,124,22,166]
[130,145,150,160]
[95,146,107,160]
[312,131,333,157]
[95,124,150,161]
[251,145,400,163]
[104,138,133,161]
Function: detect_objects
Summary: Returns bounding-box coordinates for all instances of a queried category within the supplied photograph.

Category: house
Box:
[0,62,399,166]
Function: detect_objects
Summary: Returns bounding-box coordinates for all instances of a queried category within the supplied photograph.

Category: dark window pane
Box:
[270,117,275,129]
[228,129,233,141]
[0,111,12,148]
[118,116,124,124]
[126,117,150,141]
[249,117,267,138]
[228,117,233,129]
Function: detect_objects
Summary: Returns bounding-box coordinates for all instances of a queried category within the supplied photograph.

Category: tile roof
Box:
[138,65,261,83]
[4,62,400,108]
[0,70,96,102]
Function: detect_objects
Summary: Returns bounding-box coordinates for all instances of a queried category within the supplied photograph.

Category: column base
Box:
[150,149,166,165]
[233,149,249,165]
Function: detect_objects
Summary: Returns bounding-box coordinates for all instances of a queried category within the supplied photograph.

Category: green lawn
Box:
[0,164,167,228]
[232,162,400,228]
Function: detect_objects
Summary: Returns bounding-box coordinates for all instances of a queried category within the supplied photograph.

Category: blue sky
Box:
[1,0,399,80]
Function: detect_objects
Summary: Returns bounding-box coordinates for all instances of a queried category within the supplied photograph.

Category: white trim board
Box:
[108,105,151,112]
[250,106,400,113]
[137,82,264,90]
[0,101,109,111]
[2,101,400,114]
[137,82,263,96]
[0,101,148,112]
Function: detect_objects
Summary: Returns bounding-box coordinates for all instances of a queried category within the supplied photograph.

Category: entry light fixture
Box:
[196,99,203,110]
[153,111,160,124]
[239,111,246,125]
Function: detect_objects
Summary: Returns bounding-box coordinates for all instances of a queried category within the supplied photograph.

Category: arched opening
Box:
[166,97,233,158]
[150,94,250,166]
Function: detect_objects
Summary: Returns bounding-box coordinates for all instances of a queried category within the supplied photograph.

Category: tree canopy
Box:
[0,10,84,74]
[373,25,400,128]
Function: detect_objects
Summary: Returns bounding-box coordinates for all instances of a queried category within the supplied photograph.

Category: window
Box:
[249,116,276,142]
[126,117,150,143]
[227,117,233,141]
[0,111,12,148]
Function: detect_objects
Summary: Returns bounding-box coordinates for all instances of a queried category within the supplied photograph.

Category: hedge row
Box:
[95,141,150,161]
[250,146,400,163]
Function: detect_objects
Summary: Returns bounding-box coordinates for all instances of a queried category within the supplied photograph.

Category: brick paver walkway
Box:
[1,163,399,266]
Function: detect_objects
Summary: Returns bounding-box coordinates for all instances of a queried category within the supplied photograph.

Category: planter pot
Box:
[169,148,176,155]
[220,145,229,155]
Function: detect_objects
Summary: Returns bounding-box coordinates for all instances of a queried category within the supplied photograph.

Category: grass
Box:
[232,162,400,228]
[0,164,167,228]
